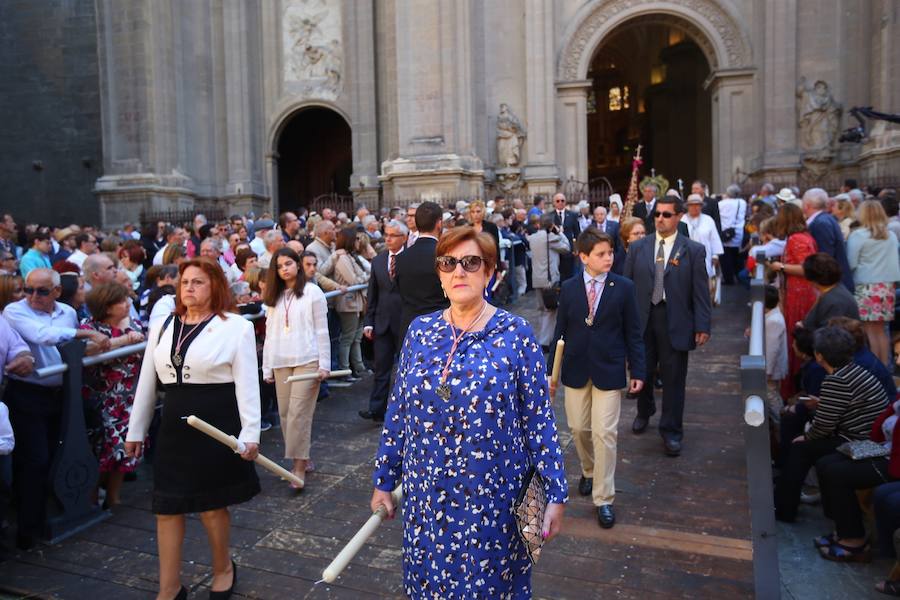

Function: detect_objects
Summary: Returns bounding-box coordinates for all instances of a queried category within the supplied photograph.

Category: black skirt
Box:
[152,382,260,515]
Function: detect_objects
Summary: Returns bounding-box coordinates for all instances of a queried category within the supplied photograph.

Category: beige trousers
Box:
[564,381,622,506]
[273,362,320,460]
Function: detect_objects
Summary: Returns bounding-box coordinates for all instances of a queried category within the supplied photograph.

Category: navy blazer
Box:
[623,233,712,352]
[395,237,449,336]
[551,272,645,390]
[588,220,623,274]
[364,250,404,337]
[553,209,580,246]
[808,212,854,291]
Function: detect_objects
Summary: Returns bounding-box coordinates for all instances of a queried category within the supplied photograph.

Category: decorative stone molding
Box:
[557,0,752,81]
[282,0,343,100]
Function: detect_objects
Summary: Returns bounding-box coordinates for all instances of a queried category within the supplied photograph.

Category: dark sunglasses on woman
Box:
[435,255,484,273]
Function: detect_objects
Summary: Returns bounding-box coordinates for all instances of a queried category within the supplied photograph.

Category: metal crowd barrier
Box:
[31,283,368,543]
[740,253,780,599]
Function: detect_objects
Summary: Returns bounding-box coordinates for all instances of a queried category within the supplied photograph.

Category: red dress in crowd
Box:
[780,231,818,398]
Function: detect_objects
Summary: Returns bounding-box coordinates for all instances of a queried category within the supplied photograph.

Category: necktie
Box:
[587,279,598,320]
[652,240,665,305]
[389,253,396,281]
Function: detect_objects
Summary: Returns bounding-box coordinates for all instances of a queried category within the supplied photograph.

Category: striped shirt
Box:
[807,362,889,441]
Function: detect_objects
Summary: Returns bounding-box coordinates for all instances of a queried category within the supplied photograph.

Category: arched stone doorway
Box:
[275,106,352,210]
[587,20,712,193]
[556,0,754,192]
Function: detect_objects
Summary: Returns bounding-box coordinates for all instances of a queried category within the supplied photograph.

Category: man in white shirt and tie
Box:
[405,204,420,248]
[361,220,407,421]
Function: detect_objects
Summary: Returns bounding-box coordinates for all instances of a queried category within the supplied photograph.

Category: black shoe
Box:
[171,585,187,600]
[358,410,385,422]
[632,415,650,434]
[597,505,616,529]
[578,476,593,496]
[663,439,682,457]
[209,560,236,599]
[15,533,36,551]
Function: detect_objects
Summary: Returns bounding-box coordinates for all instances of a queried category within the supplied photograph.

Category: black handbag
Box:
[540,233,561,310]
[721,227,737,242]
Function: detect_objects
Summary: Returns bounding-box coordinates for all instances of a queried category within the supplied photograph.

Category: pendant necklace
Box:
[436,301,489,401]
[282,289,296,333]
[172,314,211,367]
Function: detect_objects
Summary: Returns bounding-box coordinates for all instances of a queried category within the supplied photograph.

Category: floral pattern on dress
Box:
[855,282,896,322]
[80,319,142,473]
[373,309,568,600]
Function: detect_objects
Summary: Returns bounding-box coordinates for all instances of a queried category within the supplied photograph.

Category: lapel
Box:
[665,234,687,274]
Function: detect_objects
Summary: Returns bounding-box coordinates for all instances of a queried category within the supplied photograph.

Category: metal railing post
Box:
[742,254,780,599]
[45,340,109,542]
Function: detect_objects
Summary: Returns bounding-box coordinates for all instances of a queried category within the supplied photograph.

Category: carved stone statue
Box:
[283,0,343,99]
[796,77,841,161]
[496,103,526,168]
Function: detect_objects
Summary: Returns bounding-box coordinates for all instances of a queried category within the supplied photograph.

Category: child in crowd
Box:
[764,284,788,423]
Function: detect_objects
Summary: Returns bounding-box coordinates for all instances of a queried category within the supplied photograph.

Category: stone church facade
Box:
[3,0,899,226]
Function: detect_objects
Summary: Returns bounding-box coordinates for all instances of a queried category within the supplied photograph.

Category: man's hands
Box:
[363,326,374,340]
[628,379,644,394]
[4,353,34,377]
[695,332,710,347]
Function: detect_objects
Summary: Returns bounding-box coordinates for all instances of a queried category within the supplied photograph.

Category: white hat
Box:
[608,193,623,208]
[776,188,796,203]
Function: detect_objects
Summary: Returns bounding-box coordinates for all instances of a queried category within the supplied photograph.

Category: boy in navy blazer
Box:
[551,229,645,529]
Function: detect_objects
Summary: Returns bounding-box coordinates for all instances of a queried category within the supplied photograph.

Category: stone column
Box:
[707,70,755,191]
[380,0,484,202]
[760,0,800,170]
[347,0,381,208]
[554,80,591,185]
[94,0,195,227]
[522,0,558,195]
[859,0,900,179]
[222,0,267,215]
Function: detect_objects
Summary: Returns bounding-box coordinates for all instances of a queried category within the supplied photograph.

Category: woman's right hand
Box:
[264,375,275,384]
[370,488,395,519]
[125,441,143,459]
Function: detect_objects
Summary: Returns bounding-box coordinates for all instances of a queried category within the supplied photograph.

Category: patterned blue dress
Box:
[373,308,568,599]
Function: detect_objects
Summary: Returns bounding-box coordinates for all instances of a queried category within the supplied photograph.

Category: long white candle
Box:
[284,369,353,383]
[550,338,564,386]
[184,415,304,487]
[321,485,403,583]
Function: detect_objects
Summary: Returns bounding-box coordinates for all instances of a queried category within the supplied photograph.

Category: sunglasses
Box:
[653,211,677,219]
[436,255,484,273]
[23,286,53,296]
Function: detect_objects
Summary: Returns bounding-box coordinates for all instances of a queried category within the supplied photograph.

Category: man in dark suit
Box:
[551,229,645,528]
[691,180,723,236]
[588,205,622,273]
[551,192,580,281]
[360,219,408,422]
[632,183,659,234]
[803,187,854,291]
[624,196,712,456]
[395,201,449,336]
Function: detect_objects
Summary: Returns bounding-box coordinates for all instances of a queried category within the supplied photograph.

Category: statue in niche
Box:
[283,0,343,98]
[796,77,842,161]
[496,103,527,168]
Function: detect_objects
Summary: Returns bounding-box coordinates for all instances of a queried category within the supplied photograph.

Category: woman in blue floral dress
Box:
[81,282,145,508]
[372,226,568,599]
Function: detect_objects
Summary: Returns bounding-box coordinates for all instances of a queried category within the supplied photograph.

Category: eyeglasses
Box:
[23,286,53,296]
[652,211,677,219]
[436,255,484,273]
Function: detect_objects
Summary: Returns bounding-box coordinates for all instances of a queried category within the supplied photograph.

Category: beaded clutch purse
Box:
[837,440,890,461]
[513,466,547,564]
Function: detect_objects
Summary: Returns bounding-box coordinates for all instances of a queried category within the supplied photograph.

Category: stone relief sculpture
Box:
[283,0,343,100]
[796,77,842,175]
[496,103,527,168]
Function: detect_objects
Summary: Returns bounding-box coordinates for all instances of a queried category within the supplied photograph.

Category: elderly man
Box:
[19,232,53,279]
[803,187,854,291]
[306,220,337,276]
[3,268,109,549]
[257,230,285,269]
[633,183,659,234]
[551,193,580,281]
[361,219,407,422]
[405,204,420,248]
[199,238,236,282]
[249,218,275,255]
[682,194,724,299]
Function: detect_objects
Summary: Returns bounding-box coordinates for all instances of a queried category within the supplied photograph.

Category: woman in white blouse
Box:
[262,248,330,490]
[718,184,748,285]
[125,258,260,600]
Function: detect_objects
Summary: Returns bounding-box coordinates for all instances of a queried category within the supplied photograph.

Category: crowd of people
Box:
[0,175,899,597]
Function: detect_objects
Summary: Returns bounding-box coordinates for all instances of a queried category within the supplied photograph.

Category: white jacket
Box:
[126,312,261,444]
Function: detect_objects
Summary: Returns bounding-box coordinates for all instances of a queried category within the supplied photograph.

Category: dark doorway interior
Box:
[277,107,352,210]
[587,22,711,194]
